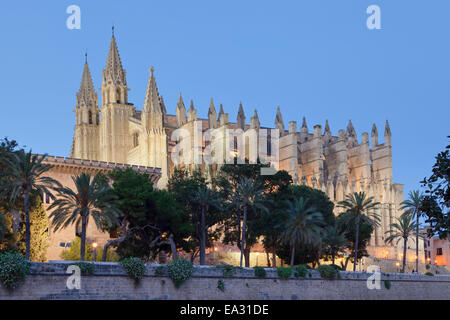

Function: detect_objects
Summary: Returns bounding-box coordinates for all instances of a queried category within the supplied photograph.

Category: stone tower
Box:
[71,56,100,160]
[99,31,134,163]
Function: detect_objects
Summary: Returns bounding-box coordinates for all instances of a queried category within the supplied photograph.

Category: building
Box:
[70,31,420,261]
[424,234,450,267]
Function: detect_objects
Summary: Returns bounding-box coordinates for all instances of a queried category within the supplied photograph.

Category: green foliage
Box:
[17,195,48,262]
[293,265,308,278]
[219,264,236,277]
[425,272,434,276]
[317,265,339,280]
[120,257,146,283]
[277,266,292,280]
[420,138,449,239]
[61,238,118,262]
[253,266,266,278]
[168,258,193,288]
[384,279,392,289]
[217,279,225,292]
[0,252,30,289]
[425,264,431,270]
[75,262,94,276]
[155,265,166,276]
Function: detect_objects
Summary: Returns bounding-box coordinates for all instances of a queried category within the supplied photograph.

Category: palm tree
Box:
[194,186,220,265]
[233,177,266,267]
[48,173,118,261]
[385,213,419,273]
[282,197,324,267]
[401,190,423,273]
[0,150,60,260]
[338,192,380,271]
[323,224,347,265]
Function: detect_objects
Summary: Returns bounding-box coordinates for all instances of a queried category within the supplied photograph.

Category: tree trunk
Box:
[265,248,271,267]
[353,215,360,272]
[200,206,206,265]
[102,217,128,261]
[272,246,277,268]
[402,237,407,273]
[290,242,296,267]
[240,203,247,268]
[169,234,178,260]
[24,189,31,260]
[244,247,251,267]
[416,211,419,273]
[80,210,88,261]
[332,253,335,266]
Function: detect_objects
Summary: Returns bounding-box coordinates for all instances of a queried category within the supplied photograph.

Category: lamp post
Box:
[92,242,98,261]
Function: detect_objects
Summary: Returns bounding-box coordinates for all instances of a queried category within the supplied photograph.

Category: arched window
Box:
[133,132,139,148]
[96,114,99,125]
[116,88,121,103]
[88,111,93,124]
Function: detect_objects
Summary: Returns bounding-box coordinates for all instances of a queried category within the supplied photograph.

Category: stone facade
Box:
[70,32,420,261]
[0,262,449,300]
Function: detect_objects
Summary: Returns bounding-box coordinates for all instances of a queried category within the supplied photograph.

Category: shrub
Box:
[294,265,308,278]
[425,264,431,270]
[168,258,193,288]
[217,279,225,292]
[329,264,343,271]
[120,257,146,283]
[155,265,166,276]
[219,264,236,278]
[317,265,339,280]
[254,266,266,278]
[425,272,434,276]
[75,262,94,276]
[0,252,30,289]
[277,267,292,280]
[384,279,391,290]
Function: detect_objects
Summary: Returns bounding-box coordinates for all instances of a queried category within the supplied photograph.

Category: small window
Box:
[88,111,93,124]
[436,248,443,256]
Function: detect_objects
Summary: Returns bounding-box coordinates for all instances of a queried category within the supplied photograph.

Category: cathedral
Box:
[70,32,420,261]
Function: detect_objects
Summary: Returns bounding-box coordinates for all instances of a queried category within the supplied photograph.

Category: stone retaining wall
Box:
[0,262,449,300]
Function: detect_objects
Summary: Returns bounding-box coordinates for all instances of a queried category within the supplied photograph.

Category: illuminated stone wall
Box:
[0,262,449,300]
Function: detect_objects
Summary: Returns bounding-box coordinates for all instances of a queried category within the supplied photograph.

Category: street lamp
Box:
[92,242,98,261]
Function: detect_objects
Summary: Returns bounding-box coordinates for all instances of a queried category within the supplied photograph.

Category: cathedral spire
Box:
[208,98,217,129]
[301,117,308,133]
[143,66,161,113]
[384,120,391,146]
[103,31,126,86]
[176,93,187,126]
[275,106,285,136]
[77,59,98,109]
[324,120,331,134]
[187,100,197,122]
[346,120,356,138]
[250,109,260,129]
[371,123,378,146]
[237,102,246,129]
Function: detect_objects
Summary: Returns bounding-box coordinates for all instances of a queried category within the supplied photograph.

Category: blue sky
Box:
[0,0,448,197]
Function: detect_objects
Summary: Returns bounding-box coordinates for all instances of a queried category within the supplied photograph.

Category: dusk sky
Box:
[0,0,448,197]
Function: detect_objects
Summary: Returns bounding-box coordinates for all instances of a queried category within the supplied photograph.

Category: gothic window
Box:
[116,88,121,103]
[107,89,110,104]
[88,111,93,124]
[133,132,139,148]
[96,114,99,125]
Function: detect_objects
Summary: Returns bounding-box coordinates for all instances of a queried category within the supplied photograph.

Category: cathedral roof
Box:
[143,66,161,113]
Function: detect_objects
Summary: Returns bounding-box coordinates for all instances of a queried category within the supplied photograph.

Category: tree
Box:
[233,177,266,267]
[0,150,60,260]
[338,192,380,271]
[193,187,221,265]
[401,190,424,273]
[48,173,118,261]
[169,168,221,263]
[385,213,419,273]
[281,197,323,267]
[322,224,347,265]
[420,138,449,239]
[17,195,48,262]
